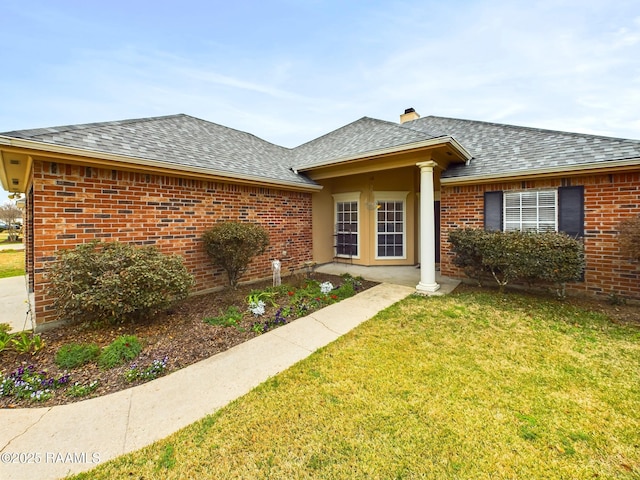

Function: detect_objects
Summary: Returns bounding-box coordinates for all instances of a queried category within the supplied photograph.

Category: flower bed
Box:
[0,273,376,408]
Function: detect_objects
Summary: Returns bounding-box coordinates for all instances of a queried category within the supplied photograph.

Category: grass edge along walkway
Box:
[71,291,640,480]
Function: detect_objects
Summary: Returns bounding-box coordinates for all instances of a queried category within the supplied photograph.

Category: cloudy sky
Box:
[1,0,639,204]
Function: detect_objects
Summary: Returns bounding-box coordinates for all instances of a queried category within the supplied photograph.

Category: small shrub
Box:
[202,222,269,288]
[10,331,45,355]
[334,281,355,300]
[98,335,142,369]
[47,241,193,324]
[340,273,363,291]
[204,306,243,327]
[55,343,101,369]
[618,215,640,262]
[448,229,491,285]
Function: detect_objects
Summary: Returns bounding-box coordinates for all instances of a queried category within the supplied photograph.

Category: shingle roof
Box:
[406,116,640,180]
[0,114,317,188]
[3,113,639,187]
[292,117,439,169]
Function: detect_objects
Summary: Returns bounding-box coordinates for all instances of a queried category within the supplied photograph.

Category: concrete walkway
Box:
[1,282,419,480]
[0,242,24,251]
[0,276,34,333]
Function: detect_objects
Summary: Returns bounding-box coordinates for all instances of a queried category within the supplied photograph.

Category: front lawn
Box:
[71,290,640,479]
[0,249,24,278]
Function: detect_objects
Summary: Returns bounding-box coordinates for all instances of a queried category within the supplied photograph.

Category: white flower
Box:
[249,300,266,316]
[320,281,334,294]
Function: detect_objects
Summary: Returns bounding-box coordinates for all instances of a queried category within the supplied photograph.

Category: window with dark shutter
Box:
[483,187,584,236]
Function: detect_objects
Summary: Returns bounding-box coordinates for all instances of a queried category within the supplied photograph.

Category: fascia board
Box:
[440,157,640,185]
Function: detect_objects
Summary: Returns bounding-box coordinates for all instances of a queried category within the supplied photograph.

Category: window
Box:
[484,186,584,237]
[504,190,556,232]
[375,192,408,259]
[333,193,360,258]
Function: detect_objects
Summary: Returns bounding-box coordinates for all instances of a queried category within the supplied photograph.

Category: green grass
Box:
[71,291,640,479]
[0,249,25,278]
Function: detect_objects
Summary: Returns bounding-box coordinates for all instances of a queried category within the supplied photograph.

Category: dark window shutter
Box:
[558,186,584,237]
[484,191,503,231]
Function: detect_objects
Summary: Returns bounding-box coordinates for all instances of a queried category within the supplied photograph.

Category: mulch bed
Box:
[0,273,377,409]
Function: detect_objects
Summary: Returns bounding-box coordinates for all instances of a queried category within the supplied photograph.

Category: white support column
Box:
[416,161,440,293]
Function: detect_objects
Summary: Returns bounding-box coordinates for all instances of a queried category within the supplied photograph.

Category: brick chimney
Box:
[400,107,420,124]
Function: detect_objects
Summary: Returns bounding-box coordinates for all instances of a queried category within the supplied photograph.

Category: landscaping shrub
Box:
[98,335,142,369]
[55,343,101,369]
[48,241,193,324]
[448,229,491,285]
[448,229,584,296]
[618,215,640,262]
[202,222,270,288]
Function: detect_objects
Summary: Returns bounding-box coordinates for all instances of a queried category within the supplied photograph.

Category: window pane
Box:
[376,199,404,257]
[336,200,358,256]
[503,190,557,233]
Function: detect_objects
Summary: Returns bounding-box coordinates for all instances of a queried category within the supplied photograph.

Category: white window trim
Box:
[374,191,409,260]
[503,189,558,233]
[332,192,361,259]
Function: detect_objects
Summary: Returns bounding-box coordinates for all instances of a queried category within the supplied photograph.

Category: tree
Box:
[0,202,22,242]
[202,222,270,288]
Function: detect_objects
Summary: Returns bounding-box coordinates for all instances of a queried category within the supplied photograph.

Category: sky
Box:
[1,0,639,204]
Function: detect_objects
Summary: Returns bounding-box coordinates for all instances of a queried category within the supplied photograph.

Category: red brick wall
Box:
[440,172,640,300]
[30,160,313,324]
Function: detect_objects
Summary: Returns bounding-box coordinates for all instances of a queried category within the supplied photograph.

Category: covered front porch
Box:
[315,263,460,293]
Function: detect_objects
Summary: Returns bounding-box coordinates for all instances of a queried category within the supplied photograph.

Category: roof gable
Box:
[292,117,438,169]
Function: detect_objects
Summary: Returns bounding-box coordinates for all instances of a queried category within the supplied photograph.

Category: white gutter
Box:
[0,135,322,192]
[440,157,640,185]
[295,136,473,171]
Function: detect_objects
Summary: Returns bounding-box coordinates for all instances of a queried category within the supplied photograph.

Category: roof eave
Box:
[0,135,322,192]
[295,136,473,172]
[440,157,640,185]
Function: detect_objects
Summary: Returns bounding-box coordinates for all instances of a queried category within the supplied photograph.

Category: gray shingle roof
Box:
[292,117,439,168]
[406,116,640,180]
[3,113,639,187]
[1,114,317,188]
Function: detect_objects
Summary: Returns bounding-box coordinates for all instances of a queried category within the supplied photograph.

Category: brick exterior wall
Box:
[440,171,640,300]
[28,160,313,325]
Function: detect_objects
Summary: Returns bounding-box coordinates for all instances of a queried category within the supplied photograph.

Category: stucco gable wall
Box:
[30,160,312,325]
[440,171,640,300]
